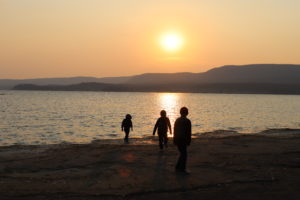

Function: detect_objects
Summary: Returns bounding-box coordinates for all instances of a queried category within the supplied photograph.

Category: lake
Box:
[1,91,300,146]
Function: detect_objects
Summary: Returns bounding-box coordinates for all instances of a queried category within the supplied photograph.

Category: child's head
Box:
[125,114,132,120]
[160,110,166,117]
[180,107,188,117]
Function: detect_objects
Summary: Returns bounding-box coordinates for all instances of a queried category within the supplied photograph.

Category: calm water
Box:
[1,91,300,146]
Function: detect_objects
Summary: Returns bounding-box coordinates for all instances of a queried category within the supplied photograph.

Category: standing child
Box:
[122,114,133,142]
[153,110,172,149]
[173,107,191,174]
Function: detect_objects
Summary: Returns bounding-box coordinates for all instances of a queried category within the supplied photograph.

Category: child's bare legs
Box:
[124,129,130,142]
[158,133,168,149]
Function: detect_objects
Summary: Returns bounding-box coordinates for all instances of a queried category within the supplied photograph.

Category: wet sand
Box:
[0,133,300,200]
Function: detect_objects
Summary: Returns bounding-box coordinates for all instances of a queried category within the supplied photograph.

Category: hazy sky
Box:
[1,0,300,79]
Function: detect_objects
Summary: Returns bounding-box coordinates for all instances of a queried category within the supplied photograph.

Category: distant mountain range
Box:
[3,64,300,94]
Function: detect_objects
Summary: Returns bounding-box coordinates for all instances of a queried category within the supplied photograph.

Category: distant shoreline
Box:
[3,89,300,96]
[2,64,300,94]
[11,82,300,95]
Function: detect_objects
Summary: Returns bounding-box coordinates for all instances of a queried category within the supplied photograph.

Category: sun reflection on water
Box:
[158,93,180,137]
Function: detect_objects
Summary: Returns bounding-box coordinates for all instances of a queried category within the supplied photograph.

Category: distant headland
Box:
[2,64,300,94]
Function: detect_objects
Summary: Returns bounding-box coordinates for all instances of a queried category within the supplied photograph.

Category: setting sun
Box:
[160,33,183,52]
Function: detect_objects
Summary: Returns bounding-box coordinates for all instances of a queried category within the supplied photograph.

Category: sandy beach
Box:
[0,131,300,200]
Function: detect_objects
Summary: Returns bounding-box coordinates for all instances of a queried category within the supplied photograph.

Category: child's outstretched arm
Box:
[167,118,172,135]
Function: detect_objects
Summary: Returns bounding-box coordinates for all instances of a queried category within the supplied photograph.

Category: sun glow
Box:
[159,93,180,137]
[160,33,183,52]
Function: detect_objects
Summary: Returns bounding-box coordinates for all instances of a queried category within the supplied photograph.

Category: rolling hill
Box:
[4,64,300,94]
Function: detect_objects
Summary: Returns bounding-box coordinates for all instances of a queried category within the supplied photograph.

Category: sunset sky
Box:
[1,0,300,79]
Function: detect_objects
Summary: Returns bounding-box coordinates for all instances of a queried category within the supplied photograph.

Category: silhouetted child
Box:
[153,110,172,149]
[122,114,133,142]
[174,107,191,174]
